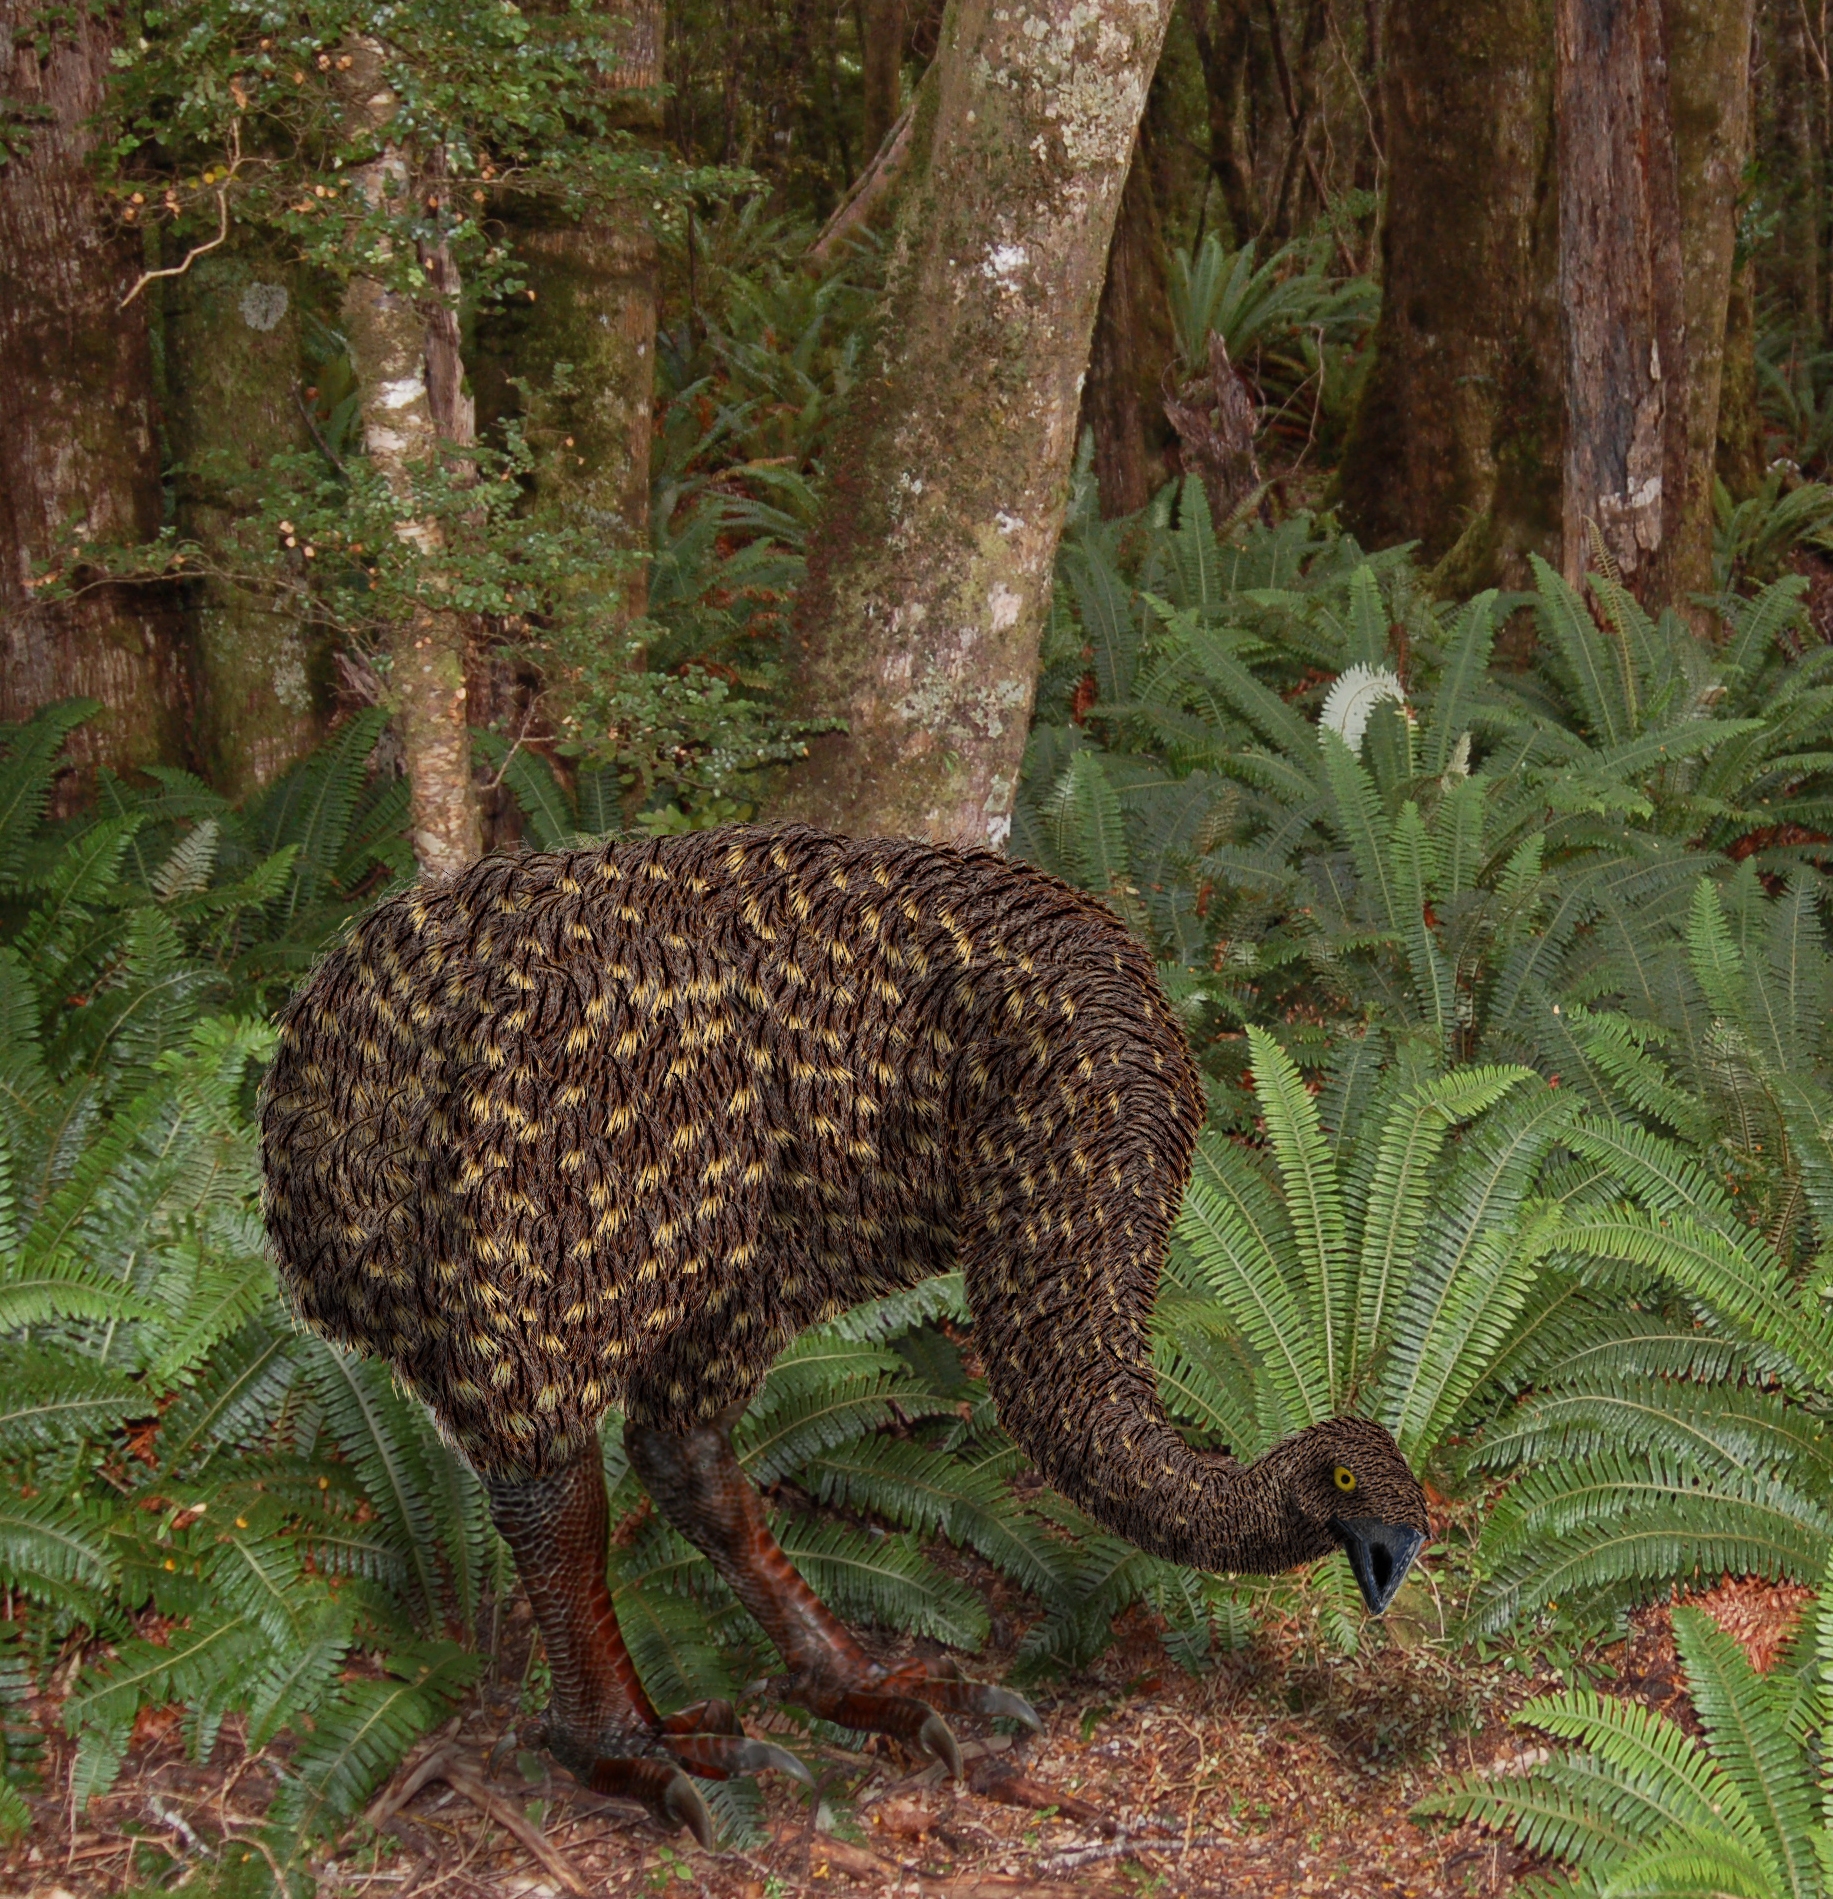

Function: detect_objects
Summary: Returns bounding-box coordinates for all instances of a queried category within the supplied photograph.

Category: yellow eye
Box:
[1332,1465,1358,1494]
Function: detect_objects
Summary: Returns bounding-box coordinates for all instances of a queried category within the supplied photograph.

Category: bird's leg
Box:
[625,1411,1039,1776]
[484,1451,808,1847]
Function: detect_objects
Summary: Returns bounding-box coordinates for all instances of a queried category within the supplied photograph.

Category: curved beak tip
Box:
[1334,1517,1425,1616]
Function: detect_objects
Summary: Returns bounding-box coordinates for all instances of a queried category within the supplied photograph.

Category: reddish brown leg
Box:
[485,1452,808,1847]
[625,1411,1039,1775]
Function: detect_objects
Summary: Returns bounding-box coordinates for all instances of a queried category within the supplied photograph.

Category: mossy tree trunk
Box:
[166,248,329,800]
[1336,0,1560,591]
[777,0,1177,847]
[340,38,482,879]
[1661,0,1757,601]
[1080,132,1178,518]
[0,0,193,800]
[1555,0,1687,596]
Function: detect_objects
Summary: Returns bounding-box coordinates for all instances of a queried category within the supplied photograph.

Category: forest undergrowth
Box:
[11,204,1833,1893]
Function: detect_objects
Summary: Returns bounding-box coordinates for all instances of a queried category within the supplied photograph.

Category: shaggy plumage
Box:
[262,820,1423,1588]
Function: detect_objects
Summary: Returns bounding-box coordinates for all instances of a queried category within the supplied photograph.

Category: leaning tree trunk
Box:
[1080,132,1178,518]
[1660,0,1757,603]
[775,0,1176,847]
[1555,0,1688,597]
[339,39,481,879]
[166,246,328,799]
[1336,0,1560,591]
[0,0,193,799]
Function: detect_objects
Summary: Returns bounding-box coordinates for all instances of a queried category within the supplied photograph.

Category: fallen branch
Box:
[364,1740,590,1898]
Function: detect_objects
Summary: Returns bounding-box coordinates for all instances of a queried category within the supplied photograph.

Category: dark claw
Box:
[661,1770,715,1851]
[731,1739,815,1786]
[918,1710,963,1780]
[976,1685,1044,1732]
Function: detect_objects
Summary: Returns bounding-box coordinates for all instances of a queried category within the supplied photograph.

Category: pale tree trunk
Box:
[1080,132,1177,517]
[339,39,481,879]
[1555,0,1688,597]
[166,246,328,799]
[776,0,1176,847]
[1660,0,1755,603]
[0,1,193,800]
[1337,0,1560,591]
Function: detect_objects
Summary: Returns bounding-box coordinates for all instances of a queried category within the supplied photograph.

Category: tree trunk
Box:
[1660,0,1756,603]
[1555,0,1687,596]
[339,39,482,879]
[776,0,1176,847]
[861,0,907,157]
[1188,0,1256,243]
[0,1,193,800]
[1079,132,1178,517]
[504,0,661,630]
[165,248,329,800]
[1717,255,1764,498]
[1336,0,1560,590]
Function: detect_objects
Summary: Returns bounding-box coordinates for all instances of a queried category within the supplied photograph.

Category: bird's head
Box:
[1276,1416,1429,1615]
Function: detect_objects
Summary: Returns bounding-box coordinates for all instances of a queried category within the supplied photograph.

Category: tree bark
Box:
[1336,0,1559,590]
[165,247,329,800]
[504,0,662,628]
[1079,132,1178,517]
[1555,0,1688,596]
[1188,0,1256,243]
[776,0,1176,847]
[0,1,193,800]
[339,39,482,879]
[861,0,907,157]
[1660,0,1756,602]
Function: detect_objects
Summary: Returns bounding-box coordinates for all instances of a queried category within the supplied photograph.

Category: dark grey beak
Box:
[1333,1517,1424,1615]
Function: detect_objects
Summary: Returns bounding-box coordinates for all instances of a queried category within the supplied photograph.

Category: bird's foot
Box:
[792,1658,1042,1779]
[658,1699,813,1787]
[550,1702,809,1851]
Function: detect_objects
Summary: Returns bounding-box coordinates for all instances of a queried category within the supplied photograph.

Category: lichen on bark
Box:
[776,0,1177,848]
[166,246,330,800]
[338,37,482,880]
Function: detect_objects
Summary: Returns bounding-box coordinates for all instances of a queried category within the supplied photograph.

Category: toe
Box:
[918,1710,963,1780]
[661,1770,715,1851]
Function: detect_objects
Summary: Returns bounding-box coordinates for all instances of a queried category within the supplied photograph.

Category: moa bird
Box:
[261,825,1427,1844]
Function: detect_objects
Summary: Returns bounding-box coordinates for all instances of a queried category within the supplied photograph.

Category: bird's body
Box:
[261,823,1426,1839]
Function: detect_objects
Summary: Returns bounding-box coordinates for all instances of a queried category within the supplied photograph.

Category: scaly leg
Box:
[625,1410,1039,1776]
[485,1451,809,1847]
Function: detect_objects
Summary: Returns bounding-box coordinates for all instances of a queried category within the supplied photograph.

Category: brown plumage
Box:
[260,823,1425,1833]
[262,822,1424,1570]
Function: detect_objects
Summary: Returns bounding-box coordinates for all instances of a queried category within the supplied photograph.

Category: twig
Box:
[366,1741,590,1898]
[120,122,242,309]
[296,383,349,474]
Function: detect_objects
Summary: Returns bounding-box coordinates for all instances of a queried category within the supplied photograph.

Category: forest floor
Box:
[4,1557,1810,1899]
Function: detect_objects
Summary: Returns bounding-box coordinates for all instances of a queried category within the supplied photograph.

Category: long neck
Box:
[954,968,1313,1575]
